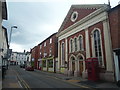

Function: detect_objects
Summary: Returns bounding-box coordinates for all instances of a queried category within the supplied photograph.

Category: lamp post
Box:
[8,26,17,66]
[9,26,17,47]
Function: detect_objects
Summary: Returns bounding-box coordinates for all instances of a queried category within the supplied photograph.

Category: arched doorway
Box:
[71,56,75,75]
[77,55,84,76]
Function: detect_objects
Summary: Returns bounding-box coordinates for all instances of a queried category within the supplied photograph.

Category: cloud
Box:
[3,1,120,52]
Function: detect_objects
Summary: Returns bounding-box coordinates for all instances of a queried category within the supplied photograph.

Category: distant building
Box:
[10,51,28,65]
[16,52,26,65]
[31,46,39,69]
[10,52,17,65]
[25,51,31,67]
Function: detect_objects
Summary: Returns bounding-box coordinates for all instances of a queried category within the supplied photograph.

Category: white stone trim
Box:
[113,52,120,81]
[77,34,84,51]
[61,41,65,66]
[69,38,73,53]
[58,42,61,71]
[91,28,104,67]
[69,54,76,71]
[73,36,78,52]
[58,12,108,41]
[103,19,113,71]
[76,53,85,60]
[85,28,90,58]
[65,38,68,62]
[71,11,78,22]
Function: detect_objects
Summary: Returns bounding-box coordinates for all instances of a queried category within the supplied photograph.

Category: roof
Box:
[58,4,110,33]
[38,32,57,46]
[108,4,120,13]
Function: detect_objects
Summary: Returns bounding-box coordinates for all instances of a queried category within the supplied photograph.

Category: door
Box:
[79,61,83,76]
[72,61,75,75]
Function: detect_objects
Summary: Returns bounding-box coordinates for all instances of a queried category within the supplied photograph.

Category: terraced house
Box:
[57,4,120,82]
[37,33,58,72]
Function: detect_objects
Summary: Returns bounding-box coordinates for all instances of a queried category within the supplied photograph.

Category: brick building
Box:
[37,32,58,72]
[108,4,120,82]
[57,4,116,82]
[31,45,40,69]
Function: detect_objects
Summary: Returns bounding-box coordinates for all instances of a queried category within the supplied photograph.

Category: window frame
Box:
[91,28,104,67]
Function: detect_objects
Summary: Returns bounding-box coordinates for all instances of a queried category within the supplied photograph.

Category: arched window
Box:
[70,39,73,52]
[61,42,65,65]
[93,30,102,65]
[79,36,83,51]
[74,38,77,51]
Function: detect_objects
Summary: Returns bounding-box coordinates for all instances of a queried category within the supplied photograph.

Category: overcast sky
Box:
[2,0,120,52]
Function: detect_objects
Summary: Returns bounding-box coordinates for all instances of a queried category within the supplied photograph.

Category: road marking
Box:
[14,70,31,90]
[18,80,23,88]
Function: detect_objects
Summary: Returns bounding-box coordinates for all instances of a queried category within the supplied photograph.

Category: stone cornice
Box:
[57,5,110,38]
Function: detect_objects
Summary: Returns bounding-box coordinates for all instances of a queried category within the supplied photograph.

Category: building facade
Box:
[37,33,58,72]
[108,4,120,82]
[16,52,26,65]
[10,51,27,65]
[31,46,40,69]
[1,26,9,67]
[0,2,7,67]
[57,4,115,82]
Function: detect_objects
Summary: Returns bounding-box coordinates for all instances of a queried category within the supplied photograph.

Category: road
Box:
[13,66,86,88]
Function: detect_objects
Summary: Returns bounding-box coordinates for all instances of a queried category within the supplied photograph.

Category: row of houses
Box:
[10,51,31,66]
[30,4,120,83]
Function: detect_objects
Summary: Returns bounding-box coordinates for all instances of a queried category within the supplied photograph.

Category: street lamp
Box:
[8,26,17,66]
[9,26,17,47]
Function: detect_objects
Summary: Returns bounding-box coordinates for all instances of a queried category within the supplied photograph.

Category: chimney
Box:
[24,50,26,53]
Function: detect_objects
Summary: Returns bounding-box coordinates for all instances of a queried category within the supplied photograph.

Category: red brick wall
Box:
[39,33,58,59]
[62,8,96,31]
[67,30,86,61]
[88,22,106,69]
[109,5,120,49]
[31,45,40,69]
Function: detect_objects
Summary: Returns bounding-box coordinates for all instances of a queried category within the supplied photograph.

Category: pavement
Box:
[2,66,22,88]
[2,66,120,89]
[34,69,120,89]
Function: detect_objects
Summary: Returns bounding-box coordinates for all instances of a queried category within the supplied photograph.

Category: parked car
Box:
[25,66,34,71]
[20,63,25,68]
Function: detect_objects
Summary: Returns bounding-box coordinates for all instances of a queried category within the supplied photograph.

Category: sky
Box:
[2,0,120,52]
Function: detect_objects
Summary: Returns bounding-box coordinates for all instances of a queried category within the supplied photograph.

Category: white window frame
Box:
[40,45,42,49]
[61,42,65,66]
[69,38,73,53]
[91,28,104,67]
[50,38,52,44]
[78,35,84,51]
[44,42,46,47]
[74,37,78,52]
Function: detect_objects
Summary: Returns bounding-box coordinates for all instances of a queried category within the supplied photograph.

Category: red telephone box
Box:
[85,58,99,81]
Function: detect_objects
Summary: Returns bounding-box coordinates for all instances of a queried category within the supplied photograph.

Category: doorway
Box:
[77,54,84,76]
[71,56,75,75]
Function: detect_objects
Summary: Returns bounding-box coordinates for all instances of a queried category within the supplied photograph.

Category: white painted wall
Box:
[114,52,120,81]
[0,2,3,67]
